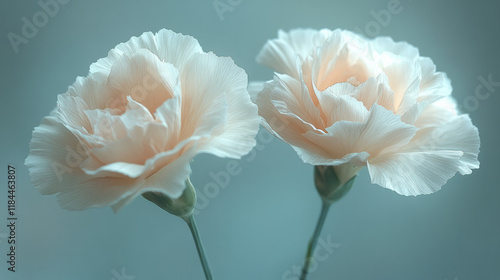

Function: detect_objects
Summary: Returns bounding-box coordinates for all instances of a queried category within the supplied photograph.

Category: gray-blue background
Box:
[1,0,499,279]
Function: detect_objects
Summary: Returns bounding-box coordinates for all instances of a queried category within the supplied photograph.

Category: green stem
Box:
[299,200,332,280]
[183,214,213,280]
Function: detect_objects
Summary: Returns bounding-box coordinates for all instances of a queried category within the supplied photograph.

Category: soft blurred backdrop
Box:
[1,0,499,279]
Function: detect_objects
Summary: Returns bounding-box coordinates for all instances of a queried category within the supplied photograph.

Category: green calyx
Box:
[314,165,358,204]
[142,178,197,218]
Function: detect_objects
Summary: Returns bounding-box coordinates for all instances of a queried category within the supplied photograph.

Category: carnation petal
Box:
[414,96,459,128]
[57,176,138,211]
[155,29,203,72]
[256,84,328,158]
[257,29,323,78]
[352,74,396,112]
[140,147,196,199]
[368,114,479,195]
[110,147,197,213]
[370,36,420,61]
[107,49,180,114]
[313,41,376,91]
[67,72,111,110]
[180,52,260,158]
[89,29,202,77]
[155,96,182,149]
[305,104,417,161]
[90,31,158,75]
[56,94,91,133]
[316,89,369,127]
[418,57,452,102]
[375,52,420,112]
[81,161,147,178]
[367,150,463,196]
[83,109,127,141]
[248,81,265,103]
[271,74,323,130]
[25,115,89,195]
[415,115,480,174]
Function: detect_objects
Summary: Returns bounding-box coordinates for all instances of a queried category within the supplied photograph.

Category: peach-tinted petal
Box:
[417,57,452,102]
[67,72,111,110]
[57,176,138,211]
[56,94,92,133]
[180,52,260,158]
[154,95,182,150]
[107,49,179,114]
[304,104,417,162]
[89,29,202,76]
[316,89,369,127]
[256,29,328,78]
[367,114,479,195]
[352,74,396,112]
[83,109,127,141]
[155,29,203,72]
[266,74,323,131]
[367,150,463,196]
[110,146,198,213]
[90,31,159,75]
[313,43,376,91]
[25,115,89,195]
[256,82,324,153]
[83,99,166,168]
[140,147,196,199]
[374,52,420,111]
